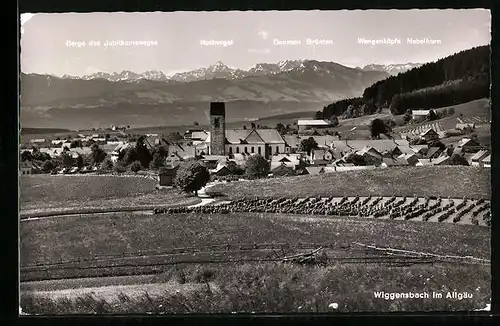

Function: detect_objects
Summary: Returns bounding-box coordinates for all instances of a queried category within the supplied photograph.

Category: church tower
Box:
[209,102,226,155]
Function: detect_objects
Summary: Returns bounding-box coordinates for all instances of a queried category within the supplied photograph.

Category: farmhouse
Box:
[398,153,419,166]
[381,157,399,168]
[200,155,229,169]
[297,119,331,132]
[469,150,490,167]
[415,159,434,167]
[207,103,286,159]
[420,128,439,142]
[432,155,451,166]
[210,164,231,176]
[412,109,435,120]
[165,153,183,168]
[457,138,482,153]
[271,154,302,170]
[271,163,295,177]
[482,154,491,168]
[283,135,301,153]
[20,161,40,175]
[310,149,335,164]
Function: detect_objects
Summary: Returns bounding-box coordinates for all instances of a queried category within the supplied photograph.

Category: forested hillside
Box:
[322,45,490,119]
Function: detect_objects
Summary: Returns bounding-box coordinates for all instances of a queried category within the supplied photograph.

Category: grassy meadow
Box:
[207,166,491,200]
[20,175,200,215]
[21,261,490,313]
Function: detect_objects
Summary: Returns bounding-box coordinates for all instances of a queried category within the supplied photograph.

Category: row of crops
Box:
[154,196,491,226]
[399,122,443,138]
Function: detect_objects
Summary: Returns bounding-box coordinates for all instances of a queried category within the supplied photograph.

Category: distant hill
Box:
[323,45,490,118]
[20,60,389,130]
[361,63,423,76]
[21,127,72,135]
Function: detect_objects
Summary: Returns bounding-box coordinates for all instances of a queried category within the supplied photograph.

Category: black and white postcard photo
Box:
[19,9,491,314]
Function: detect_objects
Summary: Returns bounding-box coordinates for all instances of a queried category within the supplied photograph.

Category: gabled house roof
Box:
[298,119,330,126]
[470,150,489,161]
[254,129,285,144]
[420,128,438,136]
[482,154,491,163]
[426,147,442,159]
[457,138,480,147]
[283,135,301,148]
[305,167,326,175]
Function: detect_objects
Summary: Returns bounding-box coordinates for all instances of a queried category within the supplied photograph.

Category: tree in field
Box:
[329,115,339,127]
[226,160,244,175]
[99,157,114,171]
[75,154,84,168]
[427,110,438,121]
[130,161,142,173]
[41,160,56,173]
[299,137,319,155]
[345,153,366,166]
[403,109,413,124]
[174,161,210,195]
[243,125,247,130]
[314,111,324,119]
[244,154,270,179]
[21,151,32,162]
[135,135,153,168]
[251,122,256,129]
[370,119,391,139]
[193,121,199,126]
[60,152,74,168]
[276,123,287,135]
[91,144,107,164]
[149,151,166,169]
[449,153,469,166]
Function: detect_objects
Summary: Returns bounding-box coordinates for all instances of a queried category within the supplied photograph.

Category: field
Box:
[20,175,200,215]
[20,211,491,313]
[206,167,491,200]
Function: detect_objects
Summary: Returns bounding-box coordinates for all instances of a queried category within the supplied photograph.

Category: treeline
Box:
[321,45,490,119]
[390,78,490,115]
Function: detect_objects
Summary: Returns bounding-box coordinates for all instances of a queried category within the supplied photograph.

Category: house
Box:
[420,128,439,142]
[456,117,476,130]
[271,163,295,177]
[310,149,334,163]
[68,147,93,159]
[412,109,435,120]
[398,153,419,166]
[415,159,434,167]
[158,166,179,186]
[20,161,39,175]
[381,157,399,168]
[432,155,450,166]
[184,129,205,140]
[168,143,197,160]
[305,166,327,175]
[283,135,301,153]
[51,140,64,146]
[111,142,134,163]
[426,147,443,159]
[297,119,331,132]
[482,155,491,168]
[456,138,482,153]
[271,154,302,170]
[165,153,183,168]
[330,140,410,155]
[30,138,47,144]
[200,155,229,169]
[210,164,231,176]
[470,150,490,167]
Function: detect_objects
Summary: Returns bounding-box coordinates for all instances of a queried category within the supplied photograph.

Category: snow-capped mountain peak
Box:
[362,63,422,75]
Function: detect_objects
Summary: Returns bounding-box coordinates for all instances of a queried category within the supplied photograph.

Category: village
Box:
[20,102,491,186]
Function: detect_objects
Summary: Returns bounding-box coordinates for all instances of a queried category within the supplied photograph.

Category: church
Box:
[206,102,286,160]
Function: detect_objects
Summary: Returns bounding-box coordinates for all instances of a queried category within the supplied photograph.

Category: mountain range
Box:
[60,60,420,83]
[21,60,396,129]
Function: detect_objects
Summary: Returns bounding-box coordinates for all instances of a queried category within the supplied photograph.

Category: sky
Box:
[20,9,491,77]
